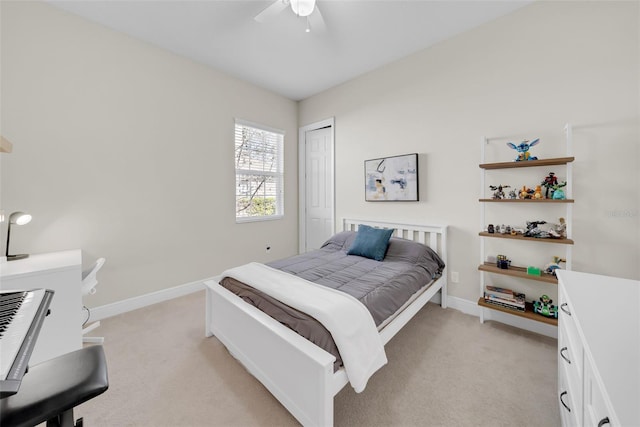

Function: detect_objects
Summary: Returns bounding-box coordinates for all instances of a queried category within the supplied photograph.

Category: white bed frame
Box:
[204,219,448,427]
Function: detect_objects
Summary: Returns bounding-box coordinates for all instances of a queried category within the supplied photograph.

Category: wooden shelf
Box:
[479,198,574,203]
[478,263,558,284]
[479,231,574,245]
[479,157,574,170]
[477,297,558,326]
[478,129,572,331]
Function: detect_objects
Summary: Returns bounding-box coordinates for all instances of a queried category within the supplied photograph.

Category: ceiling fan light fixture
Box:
[291,0,316,17]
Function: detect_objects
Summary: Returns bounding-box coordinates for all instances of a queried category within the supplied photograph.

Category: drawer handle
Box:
[560,391,571,412]
[598,417,610,427]
[560,303,571,316]
[560,347,571,364]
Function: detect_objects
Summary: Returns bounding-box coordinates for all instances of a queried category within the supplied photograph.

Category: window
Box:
[234,119,284,222]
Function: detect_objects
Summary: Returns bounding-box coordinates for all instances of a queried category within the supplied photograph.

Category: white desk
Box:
[0,250,82,365]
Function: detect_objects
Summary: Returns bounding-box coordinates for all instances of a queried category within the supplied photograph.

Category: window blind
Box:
[234,119,284,221]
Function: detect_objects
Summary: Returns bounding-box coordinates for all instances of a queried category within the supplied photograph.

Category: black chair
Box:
[0,345,109,427]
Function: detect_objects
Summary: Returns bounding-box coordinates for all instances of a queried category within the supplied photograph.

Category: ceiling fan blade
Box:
[254,0,289,23]
[308,5,326,33]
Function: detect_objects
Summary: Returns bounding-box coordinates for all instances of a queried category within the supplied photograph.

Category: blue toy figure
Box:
[507,138,540,161]
[552,188,566,200]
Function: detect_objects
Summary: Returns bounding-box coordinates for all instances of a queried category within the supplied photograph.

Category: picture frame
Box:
[365,153,419,201]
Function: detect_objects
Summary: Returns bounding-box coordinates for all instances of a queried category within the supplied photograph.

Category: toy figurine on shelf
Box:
[541,172,558,198]
[507,138,540,161]
[519,185,533,199]
[489,184,511,199]
[524,220,548,238]
[487,224,495,234]
[533,185,543,199]
[496,254,511,269]
[544,256,566,276]
[541,172,568,199]
[512,227,525,235]
[548,217,567,238]
[508,189,518,199]
[533,294,558,318]
[551,181,568,200]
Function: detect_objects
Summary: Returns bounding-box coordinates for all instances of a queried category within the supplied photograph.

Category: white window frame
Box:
[234,119,285,223]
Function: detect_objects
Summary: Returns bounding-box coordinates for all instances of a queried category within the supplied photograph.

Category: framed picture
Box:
[365,153,419,201]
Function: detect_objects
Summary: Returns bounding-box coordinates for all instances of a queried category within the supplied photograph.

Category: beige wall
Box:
[1,1,299,306]
[299,1,640,302]
[2,1,638,309]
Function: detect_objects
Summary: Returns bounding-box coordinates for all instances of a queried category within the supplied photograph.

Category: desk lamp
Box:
[6,211,32,261]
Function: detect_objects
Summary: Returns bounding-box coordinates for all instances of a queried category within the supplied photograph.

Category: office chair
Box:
[81,257,106,345]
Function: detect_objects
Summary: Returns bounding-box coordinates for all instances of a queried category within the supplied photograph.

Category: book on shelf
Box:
[484,291,526,306]
[484,291,526,310]
[485,285,517,300]
[484,292,525,308]
[483,295,526,312]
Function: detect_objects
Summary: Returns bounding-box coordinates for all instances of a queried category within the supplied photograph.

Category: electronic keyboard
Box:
[0,289,54,398]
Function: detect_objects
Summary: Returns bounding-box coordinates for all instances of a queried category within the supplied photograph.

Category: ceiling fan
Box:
[254,0,326,33]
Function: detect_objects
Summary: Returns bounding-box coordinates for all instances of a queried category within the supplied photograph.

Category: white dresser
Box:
[557,270,639,427]
[0,250,83,365]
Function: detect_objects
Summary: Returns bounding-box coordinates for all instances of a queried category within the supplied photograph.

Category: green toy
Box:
[527,266,541,276]
[533,295,558,319]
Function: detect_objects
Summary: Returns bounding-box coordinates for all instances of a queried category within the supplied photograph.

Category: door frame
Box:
[298,117,335,253]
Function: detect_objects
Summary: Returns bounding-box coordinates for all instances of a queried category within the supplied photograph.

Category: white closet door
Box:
[304,127,333,251]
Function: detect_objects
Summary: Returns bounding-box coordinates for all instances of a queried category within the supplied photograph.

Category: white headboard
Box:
[342,218,448,268]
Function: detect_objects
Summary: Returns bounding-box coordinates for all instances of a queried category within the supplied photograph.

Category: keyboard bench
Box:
[0,346,108,427]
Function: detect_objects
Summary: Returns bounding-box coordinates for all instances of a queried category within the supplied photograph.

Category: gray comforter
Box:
[220,231,445,369]
[268,231,445,326]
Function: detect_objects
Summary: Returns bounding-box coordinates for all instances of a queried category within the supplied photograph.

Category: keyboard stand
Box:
[0,346,108,427]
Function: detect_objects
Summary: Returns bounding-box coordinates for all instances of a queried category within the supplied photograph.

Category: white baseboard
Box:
[89,278,206,322]
[91,282,556,339]
[442,295,478,316]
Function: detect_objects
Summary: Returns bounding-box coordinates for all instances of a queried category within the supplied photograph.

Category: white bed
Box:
[204,219,448,426]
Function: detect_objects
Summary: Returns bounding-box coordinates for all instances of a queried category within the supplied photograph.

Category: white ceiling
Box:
[48,0,532,101]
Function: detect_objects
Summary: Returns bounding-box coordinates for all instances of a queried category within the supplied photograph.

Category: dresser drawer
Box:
[559,359,580,427]
[558,280,582,427]
[559,324,582,414]
[559,288,583,376]
[584,355,616,427]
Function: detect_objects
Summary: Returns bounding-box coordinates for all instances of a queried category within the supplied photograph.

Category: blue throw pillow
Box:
[347,225,394,261]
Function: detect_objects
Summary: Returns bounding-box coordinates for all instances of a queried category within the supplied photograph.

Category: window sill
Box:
[236,215,284,224]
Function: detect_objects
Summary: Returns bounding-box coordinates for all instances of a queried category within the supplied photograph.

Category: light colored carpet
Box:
[76,291,560,426]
